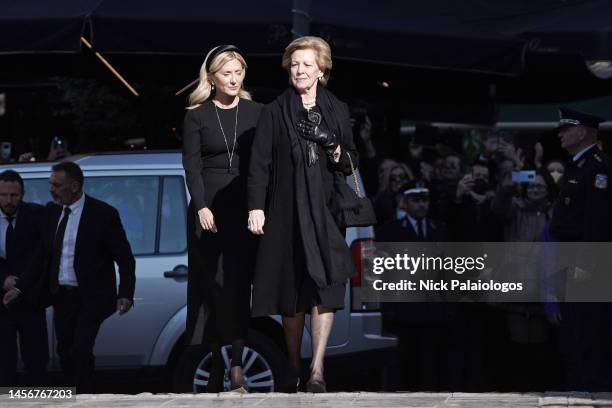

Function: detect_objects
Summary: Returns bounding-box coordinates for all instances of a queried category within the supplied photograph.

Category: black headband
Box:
[205,45,243,72]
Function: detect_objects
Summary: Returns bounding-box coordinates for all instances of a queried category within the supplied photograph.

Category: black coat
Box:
[41,195,136,318]
[247,88,358,316]
[0,201,45,308]
[550,145,612,242]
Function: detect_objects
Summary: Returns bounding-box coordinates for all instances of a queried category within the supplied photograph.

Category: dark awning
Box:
[89,0,292,55]
[309,0,527,76]
[0,0,293,56]
[0,0,527,76]
[485,0,612,61]
[4,1,611,79]
[0,0,98,54]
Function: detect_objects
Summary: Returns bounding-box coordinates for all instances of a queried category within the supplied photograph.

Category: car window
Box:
[85,177,159,255]
[23,178,50,205]
[23,175,190,256]
[159,177,187,254]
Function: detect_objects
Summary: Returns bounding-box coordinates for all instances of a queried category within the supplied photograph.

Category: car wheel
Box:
[172,329,287,393]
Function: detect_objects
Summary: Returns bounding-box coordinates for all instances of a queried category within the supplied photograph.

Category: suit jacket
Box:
[375,217,450,328]
[375,217,448,243]
[42,195,136,318]
[0,201,45,308]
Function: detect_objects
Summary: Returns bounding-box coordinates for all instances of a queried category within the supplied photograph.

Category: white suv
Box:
[7,151,395,392]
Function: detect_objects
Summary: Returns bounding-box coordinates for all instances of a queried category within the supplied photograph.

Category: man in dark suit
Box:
[375,179,448,243]
[5,161,136,393]
[0,170,47,386]
[376,180,450,391]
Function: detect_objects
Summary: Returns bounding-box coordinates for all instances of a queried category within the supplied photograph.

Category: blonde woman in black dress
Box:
[182,45,262,393]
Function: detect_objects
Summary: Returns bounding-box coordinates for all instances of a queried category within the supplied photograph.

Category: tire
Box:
[172,329,288,393]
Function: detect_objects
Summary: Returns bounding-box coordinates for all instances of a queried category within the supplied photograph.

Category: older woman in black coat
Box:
[247,36,358,393]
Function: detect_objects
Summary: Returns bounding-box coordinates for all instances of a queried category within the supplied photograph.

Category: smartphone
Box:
[512,170,536,183]
[52,136,66,149]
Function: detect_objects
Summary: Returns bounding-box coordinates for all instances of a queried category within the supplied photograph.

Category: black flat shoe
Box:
[306,378,326,393]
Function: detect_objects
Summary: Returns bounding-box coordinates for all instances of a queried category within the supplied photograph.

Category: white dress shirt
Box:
[57,193,85,287]
[0,208,17,259]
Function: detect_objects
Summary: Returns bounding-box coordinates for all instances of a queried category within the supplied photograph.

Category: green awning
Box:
[498,96,612,123]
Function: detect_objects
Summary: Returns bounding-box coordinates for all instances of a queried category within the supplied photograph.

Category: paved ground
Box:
[2,392,612,408]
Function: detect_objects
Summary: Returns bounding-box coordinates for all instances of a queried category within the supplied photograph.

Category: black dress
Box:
[248,87,358,317]
[182,98,262,345]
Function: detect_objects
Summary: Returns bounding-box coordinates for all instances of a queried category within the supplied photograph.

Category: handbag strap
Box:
[345,151,362,198]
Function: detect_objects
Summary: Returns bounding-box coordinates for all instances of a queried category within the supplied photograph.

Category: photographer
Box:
[453,160,501,241]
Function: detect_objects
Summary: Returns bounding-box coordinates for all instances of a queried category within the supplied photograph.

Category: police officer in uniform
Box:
[548,107,612,391]
[377,181,453,391]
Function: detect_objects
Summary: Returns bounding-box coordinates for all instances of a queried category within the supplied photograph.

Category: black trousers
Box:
[397,326,446,391]
[53,287,106,394]
[0,305,48,386]
[560,303,612,391]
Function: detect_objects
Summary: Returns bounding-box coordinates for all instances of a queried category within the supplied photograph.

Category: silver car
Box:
[7,152,395,392]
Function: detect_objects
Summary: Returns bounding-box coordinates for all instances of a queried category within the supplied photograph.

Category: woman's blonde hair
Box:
[187,49,251,109]
[281,36,332,86]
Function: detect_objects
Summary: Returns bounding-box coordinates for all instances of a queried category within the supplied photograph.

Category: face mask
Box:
[550,171,563,183]
[396,209,407,220]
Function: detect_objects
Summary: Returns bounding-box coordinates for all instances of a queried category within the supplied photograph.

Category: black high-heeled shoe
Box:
[284,366,301,393]
[230,373,249,393]
[306,378,326,393]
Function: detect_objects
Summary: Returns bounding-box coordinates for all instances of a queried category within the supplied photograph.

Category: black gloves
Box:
[296,119,338,151]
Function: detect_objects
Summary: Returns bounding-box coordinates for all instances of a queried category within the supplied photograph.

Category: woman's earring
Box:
[210,82,215,90]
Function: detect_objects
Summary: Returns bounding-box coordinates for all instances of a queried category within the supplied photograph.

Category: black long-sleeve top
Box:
[182,99,262,210]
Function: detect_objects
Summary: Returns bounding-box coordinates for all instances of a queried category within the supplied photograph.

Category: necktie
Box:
[416,219,425,241]
[49,207,71,294]
[5,216,14,259]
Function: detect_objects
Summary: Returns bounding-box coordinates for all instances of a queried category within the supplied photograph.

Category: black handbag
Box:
[333,152,377,228]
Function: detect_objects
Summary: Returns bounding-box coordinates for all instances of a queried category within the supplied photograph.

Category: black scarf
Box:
[276,85,353,288]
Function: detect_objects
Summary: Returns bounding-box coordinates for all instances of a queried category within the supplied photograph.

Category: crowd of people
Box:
[363,109,612,392]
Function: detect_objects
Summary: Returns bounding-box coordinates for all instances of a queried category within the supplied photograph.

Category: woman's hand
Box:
[456,174,474,202]
[198,207,217,233]
[534,142,544,169]
[248,209,265,235]
[296,120,338,150]
[331,145,341,163]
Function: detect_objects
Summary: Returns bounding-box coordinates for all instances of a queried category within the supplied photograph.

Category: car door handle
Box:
[163,265,188,279]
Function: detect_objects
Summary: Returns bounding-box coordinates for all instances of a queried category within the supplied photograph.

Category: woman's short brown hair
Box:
[281,36,333,86]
